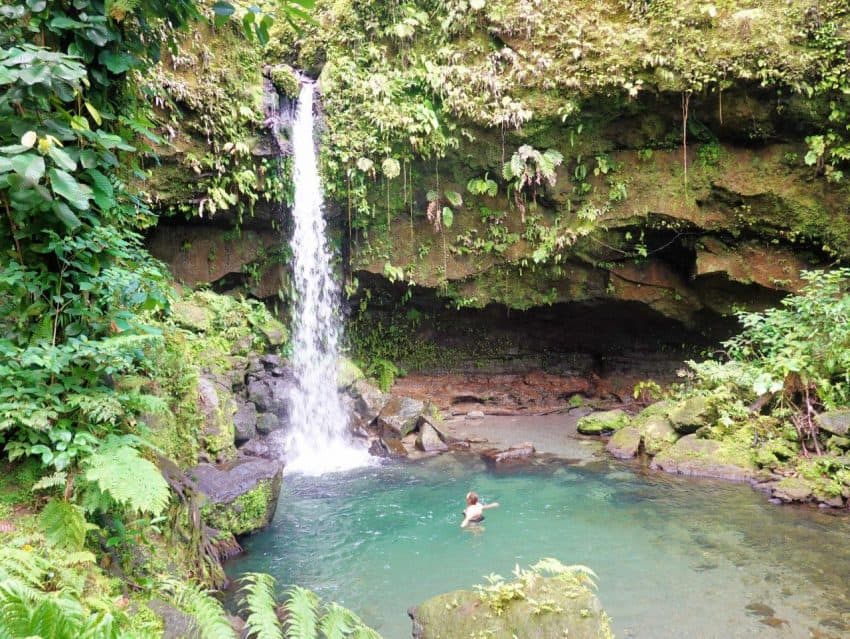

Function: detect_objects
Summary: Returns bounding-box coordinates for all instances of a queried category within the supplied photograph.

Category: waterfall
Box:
[283,82,371,475]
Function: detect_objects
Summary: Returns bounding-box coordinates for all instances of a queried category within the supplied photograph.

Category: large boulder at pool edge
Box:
[410,571,613,639]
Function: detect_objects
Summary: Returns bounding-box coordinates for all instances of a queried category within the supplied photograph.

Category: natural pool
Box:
[229,422,850,639]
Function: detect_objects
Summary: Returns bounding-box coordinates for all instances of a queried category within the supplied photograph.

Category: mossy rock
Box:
[193,458,284,536]
[651,434,756,482]
[606,426,642,459]
[577,409,630,435]
[171,300,213,333]
[815,410,850,437]
[667,396,713,434]
[338,357,366,390]
[639,415,678,456]
[771,476,814,503]
[411,574,613,639]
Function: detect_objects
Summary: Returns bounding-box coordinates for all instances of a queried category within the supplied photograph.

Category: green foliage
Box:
[160,577,237,639]
[39,499,94,551]
[474,559,599,617]
[502,145,564,203]
[81,440,171,517]
[238,575,382,639]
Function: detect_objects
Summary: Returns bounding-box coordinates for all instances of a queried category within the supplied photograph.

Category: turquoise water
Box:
[229,453,850,639]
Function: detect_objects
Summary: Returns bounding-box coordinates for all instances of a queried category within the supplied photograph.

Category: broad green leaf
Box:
[442,206,454,228]
[84,102,102,125]
[52,201,82,230]
[11,153,45,183]
[49,167,92,210]
[48,146,77,171]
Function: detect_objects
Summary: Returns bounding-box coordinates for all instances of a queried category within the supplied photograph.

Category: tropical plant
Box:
[502,146,563,220]
[239,574,382,639]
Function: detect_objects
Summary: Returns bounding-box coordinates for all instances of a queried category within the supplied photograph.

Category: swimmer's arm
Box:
[482,502,500,509]
[460,513,472,528]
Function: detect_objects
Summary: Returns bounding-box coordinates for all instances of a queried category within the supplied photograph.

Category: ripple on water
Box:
[230,455,850,639]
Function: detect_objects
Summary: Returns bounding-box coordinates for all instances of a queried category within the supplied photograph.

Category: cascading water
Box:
[283,82,372,475]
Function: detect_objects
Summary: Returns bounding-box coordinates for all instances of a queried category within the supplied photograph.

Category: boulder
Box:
[378,395,426,437]
[577,409,629,435]
[606,427,642,459]
[171,300,213,333]
[239,430,287,463]
[815,410,850,437]
[770,477,814,503]
[338,357,366,390]
[149,600,200,639]
[667,396,713,434]
[256,413,281,435]
[233,402,258,444]
[481,442,535,464]
[651,434,756,481]
[640,415,678,455]
[246,372,295,424]
[466,410,485,420]
[190,457,283,536]
[410,573,612,639]
[348,378,390,428]
[416,421,448,453]
[197,374,237,457]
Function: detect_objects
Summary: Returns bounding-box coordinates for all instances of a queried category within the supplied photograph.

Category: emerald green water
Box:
[230,453,850,638]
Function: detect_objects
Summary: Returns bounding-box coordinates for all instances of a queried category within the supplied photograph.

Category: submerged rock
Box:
[481,442,535,464]
[667,396,713,434]
[190,457,283,536]
[466,410,485,420]
[410,573,611,639]
[650,434,756,481]
[577,409,629,435]
[606,427,642,459]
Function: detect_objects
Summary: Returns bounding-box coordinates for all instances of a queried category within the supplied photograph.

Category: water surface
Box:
[230,439,850,638]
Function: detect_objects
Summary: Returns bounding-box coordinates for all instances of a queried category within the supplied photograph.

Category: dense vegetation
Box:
[0,0,384,636]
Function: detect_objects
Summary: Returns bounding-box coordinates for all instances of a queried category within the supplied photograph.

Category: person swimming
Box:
[460,491,499,528]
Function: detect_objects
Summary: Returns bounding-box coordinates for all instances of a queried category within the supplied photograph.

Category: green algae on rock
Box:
[577,409,630,435]
[411,562,613,639]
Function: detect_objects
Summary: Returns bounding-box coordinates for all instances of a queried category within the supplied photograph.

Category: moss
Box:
[269,63,300,99]
[577,409,630,435]
[201,479,274,536]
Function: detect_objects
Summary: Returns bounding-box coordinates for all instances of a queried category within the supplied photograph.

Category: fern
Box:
[32,470,68,492]
[0,546,49,587]
[82,444,170,516]
[159,577,237,639]
[283,586,320,639]
[241,573,284,639]
[317,604,354,639]
[40,499,93,551]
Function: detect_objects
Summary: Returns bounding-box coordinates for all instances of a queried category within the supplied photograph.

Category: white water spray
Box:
[283,83,371,475]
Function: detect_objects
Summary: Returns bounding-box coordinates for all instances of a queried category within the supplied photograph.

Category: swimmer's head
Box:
[466,491,479,505]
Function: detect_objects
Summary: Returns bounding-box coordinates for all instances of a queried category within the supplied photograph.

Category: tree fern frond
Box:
[32,470,68,492]
[282,587,319,639]
[317,604,355,639]
[40,499,94,551]
[0,546,49,586]
[240,573,283,639]
[531,558,598,588]
[159,577,237,639]
[82,445,170,516]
